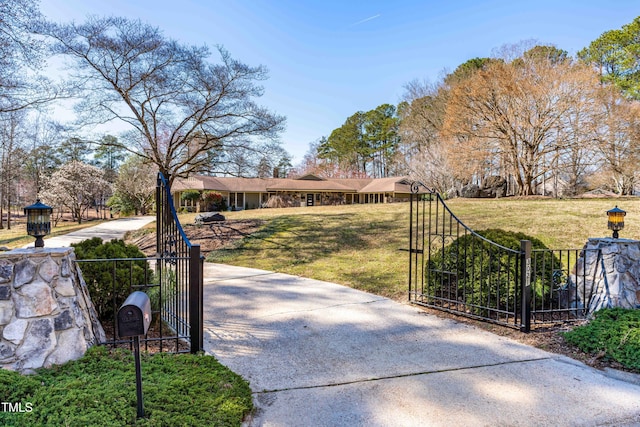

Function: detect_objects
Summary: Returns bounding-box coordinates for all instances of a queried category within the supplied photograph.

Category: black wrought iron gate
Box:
[408,182,592,331]
[408,182,531,330]
[156,172,203,353]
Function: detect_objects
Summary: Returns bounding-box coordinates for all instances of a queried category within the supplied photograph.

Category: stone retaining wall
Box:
[0,247,105,373]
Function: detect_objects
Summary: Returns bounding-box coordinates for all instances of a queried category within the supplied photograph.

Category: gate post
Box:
[156,173,162,260]
[520,240,532,332]
[408,191,414,302]
[189,244,203,353]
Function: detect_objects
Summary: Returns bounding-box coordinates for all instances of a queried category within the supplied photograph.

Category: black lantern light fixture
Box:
[606,205,626,239]
[24,199,53,248]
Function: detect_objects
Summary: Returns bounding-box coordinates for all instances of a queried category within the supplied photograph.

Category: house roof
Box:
[172,175,414,194]
[359,177,413,193]
[267,179,356,192]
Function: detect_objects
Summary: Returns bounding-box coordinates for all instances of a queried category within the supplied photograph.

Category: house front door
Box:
[306,194,314,206]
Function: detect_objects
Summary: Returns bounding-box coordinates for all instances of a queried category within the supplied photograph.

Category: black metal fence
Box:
[76,173,203,353]
[529,247,601,325]
[76,257,191,353]
[408,182,593,331]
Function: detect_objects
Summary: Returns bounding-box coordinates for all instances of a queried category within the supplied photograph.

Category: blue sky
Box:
[39,0,640,164]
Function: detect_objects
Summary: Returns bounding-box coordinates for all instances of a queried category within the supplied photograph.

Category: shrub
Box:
[426,229,559,315]
[263,194,297,208]
[72,237,153,321]
[180,190,201,203]
[202,190,228,211]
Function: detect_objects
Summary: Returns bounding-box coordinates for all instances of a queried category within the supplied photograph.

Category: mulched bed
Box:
[101,321,190,354]
[415,306,635,373]
[127,219,264,257]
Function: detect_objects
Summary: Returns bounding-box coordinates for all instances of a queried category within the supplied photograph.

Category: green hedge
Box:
[427,229,559,314]
[72,237,153,321]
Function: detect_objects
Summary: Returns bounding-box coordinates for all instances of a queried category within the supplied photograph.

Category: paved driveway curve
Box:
[23,219,640,426]
[203,263,640,427]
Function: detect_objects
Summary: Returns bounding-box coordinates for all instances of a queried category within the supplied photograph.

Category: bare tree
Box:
[23,114,65,196]
[293,138,333,177]
[399,79,457,192]
[594,87,640,195]
[553,80,602,196]
[40,17,285,186]
[442,47,601,196]
[0,0,59,113]
[111,156,156,215]
[0,110,28,228]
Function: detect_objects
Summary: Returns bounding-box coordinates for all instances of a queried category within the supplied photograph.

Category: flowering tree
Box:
[40,161,111,224]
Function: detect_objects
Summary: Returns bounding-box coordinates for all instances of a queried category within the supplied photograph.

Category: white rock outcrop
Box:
[0,247,105,373]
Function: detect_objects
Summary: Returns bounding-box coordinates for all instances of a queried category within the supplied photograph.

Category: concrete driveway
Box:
[202,263,640,427]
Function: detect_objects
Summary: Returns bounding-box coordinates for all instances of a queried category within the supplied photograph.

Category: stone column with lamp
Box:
[566,206,640,316]
[0,201,106,373]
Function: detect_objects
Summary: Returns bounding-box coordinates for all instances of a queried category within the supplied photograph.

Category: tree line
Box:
[298,18,640,197]
[3,0,640,221]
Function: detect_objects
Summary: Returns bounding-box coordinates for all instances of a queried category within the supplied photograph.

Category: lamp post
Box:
[24,199,53,248]
[606,206,626,239]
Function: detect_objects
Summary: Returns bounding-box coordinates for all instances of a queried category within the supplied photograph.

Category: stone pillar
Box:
[0,247,106,373]
[569,238,640,316]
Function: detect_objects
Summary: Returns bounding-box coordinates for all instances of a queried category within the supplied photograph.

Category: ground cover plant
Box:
[562,308,640,370]
[0,346,252,426]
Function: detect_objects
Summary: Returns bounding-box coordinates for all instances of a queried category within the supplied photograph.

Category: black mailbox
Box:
[117,291,151,338]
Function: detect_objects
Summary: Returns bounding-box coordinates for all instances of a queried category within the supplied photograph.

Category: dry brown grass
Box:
[443,196,640,248]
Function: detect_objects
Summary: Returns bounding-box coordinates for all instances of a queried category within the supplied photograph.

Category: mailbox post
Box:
[117,291,152,419]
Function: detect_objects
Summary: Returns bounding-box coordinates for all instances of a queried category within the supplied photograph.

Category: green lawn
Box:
[202,197,640,300]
